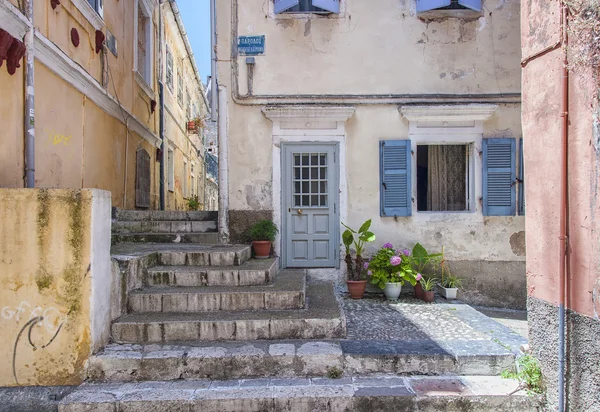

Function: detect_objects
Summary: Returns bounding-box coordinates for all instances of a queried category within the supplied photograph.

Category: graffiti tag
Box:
[2,301,67,334]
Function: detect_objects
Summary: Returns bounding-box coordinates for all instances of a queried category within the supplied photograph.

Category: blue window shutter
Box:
[518,138,525,215]
[312,0,340,13]
[458,0,482,11]
[416,0,451,12]
[483,138,516,216]
[274,0,299,13]
[380,140,412,217]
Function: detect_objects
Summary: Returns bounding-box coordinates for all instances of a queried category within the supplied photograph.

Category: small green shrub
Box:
[442,274,463,289]
[326,366,343,379]
[501,354,544,395]
[248,220,278,242]
[420,277,437,292]
[188,195,200,211]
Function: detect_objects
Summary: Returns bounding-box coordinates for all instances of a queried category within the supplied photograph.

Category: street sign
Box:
[238,36,265,55]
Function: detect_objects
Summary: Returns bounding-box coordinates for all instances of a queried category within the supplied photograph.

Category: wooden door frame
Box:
[280,142,340,269]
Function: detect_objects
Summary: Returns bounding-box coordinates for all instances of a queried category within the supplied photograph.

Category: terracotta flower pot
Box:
[414,283,425,299]
[423,290,435,303]
[346,280,367,299]
[252,241,271,259]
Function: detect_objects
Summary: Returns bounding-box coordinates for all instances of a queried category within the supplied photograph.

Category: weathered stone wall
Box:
[0,189,112,387]
[528,297,600,411]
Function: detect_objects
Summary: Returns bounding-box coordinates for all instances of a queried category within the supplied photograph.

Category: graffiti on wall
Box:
[2,301,69,384]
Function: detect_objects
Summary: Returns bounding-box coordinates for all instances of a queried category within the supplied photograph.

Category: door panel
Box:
[283,144,337,268]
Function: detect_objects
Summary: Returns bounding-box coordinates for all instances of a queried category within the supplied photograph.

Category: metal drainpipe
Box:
[210,0,217,121]
[558,2,570,411]
[159,0,166,210]
[24,0,35,188]
[218,85,229,243]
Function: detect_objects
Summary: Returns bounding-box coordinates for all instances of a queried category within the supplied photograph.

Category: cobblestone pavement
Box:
[338,290,527,354]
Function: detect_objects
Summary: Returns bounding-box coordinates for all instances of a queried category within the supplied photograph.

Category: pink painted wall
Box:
[522,0,600,318]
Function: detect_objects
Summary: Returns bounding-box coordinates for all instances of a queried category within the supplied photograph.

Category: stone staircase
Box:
[57,210,540,411]
[111,209,219,244]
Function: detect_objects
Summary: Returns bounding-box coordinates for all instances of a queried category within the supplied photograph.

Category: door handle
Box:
[297,209,303,215]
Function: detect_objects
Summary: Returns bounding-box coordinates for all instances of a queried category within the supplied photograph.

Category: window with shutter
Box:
[483,138,516,216]
[380,140,412,217]
[518,138,525,215]
[274,0,339,14]
[275,0,299,13]
[166,46,173,92]
[312,0,340,13]
[458,0,481,11]
[135,149,151,208]
[416,0,481,12]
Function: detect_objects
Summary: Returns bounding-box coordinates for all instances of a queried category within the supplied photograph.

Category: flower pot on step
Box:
[423,290,435,303]
[414,283,425,299]
[383,282,402,300]
[346,280,367,299]
[252,241,271,259]
[436,284,458,300]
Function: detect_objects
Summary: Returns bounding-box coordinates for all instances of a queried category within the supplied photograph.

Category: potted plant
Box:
[248,220,278,259]
[420,277,437,303]
[342,219,376,299]
[367,243,420,301]
[436,246,462,300]
[410,243,442,299]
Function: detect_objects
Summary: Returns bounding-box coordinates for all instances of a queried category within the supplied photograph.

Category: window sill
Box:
[71,0,104,30]
[273,12,344,19]
[417,9,483,20]
[135,71,155,100]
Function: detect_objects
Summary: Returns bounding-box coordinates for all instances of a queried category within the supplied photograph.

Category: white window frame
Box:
[183,161,189,198]
[165,45,174,93]
[167,148,175,192]
[191,164,195,197]
[134,0,154,97]
[271,0,346,18]
[72,0,104,30]
[412,137,478,214]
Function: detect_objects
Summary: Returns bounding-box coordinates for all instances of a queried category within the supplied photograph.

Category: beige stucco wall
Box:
[163,2,210,210]
[217,0,524,263]
[0,189,112,387]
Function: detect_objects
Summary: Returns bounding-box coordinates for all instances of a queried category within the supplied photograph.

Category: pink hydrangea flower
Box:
[403,249,411,256]
[367,270,372,276]
[363,262,369,270]
[416,273,423,281]
[390,256,402,266]
[383,242,394,249]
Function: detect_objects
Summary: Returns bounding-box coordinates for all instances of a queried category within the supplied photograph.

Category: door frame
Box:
[280,142,340,268]
[263,106,355,270]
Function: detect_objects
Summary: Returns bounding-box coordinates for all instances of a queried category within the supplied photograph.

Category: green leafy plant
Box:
[368,243,419,289]
[420,277,437,292]
[411,243,442,273]
[501,355,544,395]
[342,219,376,281]
[441,273,463,289]
[187,195,200,211]
[326,366,343,379]
[248,220,279,242]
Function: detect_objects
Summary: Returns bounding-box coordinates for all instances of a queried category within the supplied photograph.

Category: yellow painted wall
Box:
[0,0,193,210]
[0,189,95,387]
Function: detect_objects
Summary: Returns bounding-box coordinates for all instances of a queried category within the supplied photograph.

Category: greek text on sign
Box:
[238,36,265,55]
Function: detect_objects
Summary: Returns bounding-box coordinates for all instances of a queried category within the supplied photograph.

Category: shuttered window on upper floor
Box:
[166,46,174,92]
[416,0,481,13]
[87,0,103,16]
[275,0,340,14]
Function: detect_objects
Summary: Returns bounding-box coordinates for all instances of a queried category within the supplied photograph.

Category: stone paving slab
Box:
[60,375,541,412]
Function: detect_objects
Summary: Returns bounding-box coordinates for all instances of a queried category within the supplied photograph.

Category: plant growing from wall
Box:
[342,219,376,281]
[565,0,600,74]
[502,355,545,396]
[187,195,200,211]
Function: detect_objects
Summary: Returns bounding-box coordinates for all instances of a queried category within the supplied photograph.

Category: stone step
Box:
[59,376,540,412]
[87,338,516,383]
[129,271,305,313]
[112,281,344,343]
[146,258,278,287]
[112,220,217,234]
[115,209,218,221]
[112,232,220,245]
[153,245,252,267]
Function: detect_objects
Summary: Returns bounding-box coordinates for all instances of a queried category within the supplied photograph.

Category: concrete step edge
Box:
[60,375,541,412]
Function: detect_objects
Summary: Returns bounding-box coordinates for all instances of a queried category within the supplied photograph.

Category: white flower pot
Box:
[384,282,402,300]
[437,284,458,300]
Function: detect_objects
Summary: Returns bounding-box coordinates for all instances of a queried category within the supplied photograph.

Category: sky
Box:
[176,0,211,86]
